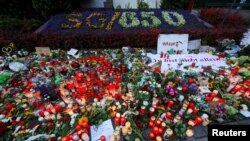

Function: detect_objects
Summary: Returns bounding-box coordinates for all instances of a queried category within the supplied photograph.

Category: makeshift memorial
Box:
[0,46,249,141]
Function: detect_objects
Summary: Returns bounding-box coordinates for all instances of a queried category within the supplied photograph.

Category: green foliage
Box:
[138,0,149,10]
[116,4,122,9]
[0,16,42,32]
[32,0,72,19]
[174,121,187,139]
[160,0,189,10]
[125,2,131,9]
[0,0,36,18]
[225,106,239,117]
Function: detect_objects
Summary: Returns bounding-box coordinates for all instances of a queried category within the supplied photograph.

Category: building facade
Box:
[81,0,162,9]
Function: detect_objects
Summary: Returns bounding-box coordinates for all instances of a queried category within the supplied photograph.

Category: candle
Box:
[122,127,128,136]
[149,107,155,116]
[188,120,195,127]
[125,122,131,128]
[127,127,132,135]
[186,129,194,137]
[187,108,193,114]
[156,136,162,141]
[164,128,173,138]
[114,117,120,125]
[150,116,156,123]
[140,106,146,115]
[165,112,172,119]
[202,119,210,126]
[194,117,203,125]
[120,116,126,126]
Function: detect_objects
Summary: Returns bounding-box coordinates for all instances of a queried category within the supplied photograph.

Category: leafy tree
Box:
[32,0,72,19]
[138,0,150,10]
[160,0,189,10]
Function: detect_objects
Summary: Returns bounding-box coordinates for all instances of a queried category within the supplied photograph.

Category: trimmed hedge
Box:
[0,27,247,50]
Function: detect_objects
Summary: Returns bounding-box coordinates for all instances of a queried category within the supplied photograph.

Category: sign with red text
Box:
[157,34,189,54]
[147,53,227,72]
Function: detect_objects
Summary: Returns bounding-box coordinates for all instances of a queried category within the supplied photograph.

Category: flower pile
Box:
[0,48,249,141]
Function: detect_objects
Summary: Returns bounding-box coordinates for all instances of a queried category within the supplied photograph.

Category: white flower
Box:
[117,105,122,109]
[68,104,73,108]
[59,102,66,107]
[70,114,79,127]
[44,111,49,117]
[22,104,28,108]
[16,117,21,122]
[51,108,56,114]
[96,102,101,106]
[162,11,186,27]
[2,119,9,123]
[57,114,62,119]
[50,114,55,120]
[116,102,120,106]
[0,114,5,120]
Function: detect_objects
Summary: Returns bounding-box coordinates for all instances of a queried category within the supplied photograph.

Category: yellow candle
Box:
[186,129,194,137]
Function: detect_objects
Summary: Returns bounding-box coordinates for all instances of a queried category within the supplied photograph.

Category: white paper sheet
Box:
[240,110,250,118]
[90,119,114,141]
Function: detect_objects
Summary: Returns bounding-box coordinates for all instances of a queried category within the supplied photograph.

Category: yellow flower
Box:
[9,42,15,48]
[79,116,88,124]
[25,111,34,116]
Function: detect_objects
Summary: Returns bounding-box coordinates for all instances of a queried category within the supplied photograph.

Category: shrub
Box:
[32,0,72,19]
[0,27,247,51]
[160,0,189,10]
[199,8,247,28]
[0,16,43,32]
[226,13,246,27]
[199,8,226,25]
[138,0,149,10]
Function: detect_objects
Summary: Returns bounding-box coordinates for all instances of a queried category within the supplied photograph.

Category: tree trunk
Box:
[187,0,194,12]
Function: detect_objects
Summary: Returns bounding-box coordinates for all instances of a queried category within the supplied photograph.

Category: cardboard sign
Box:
[90,119,114,141]
[188,39,201,50]
[147,53,227,72]
[157,34,189,54]
[35,47,51,55]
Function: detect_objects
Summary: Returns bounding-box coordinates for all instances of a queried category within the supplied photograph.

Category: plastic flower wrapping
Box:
[0,48,249,141]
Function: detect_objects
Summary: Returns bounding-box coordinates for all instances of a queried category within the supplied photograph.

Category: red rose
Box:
[5,103,14,111]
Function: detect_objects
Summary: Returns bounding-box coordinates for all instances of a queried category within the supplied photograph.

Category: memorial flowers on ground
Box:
[0,48,249,140]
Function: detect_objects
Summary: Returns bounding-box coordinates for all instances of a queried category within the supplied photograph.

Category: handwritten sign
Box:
[35,47,51,55]
[147,53,227,72]
[90,119,114,141]
[157,34,188,54]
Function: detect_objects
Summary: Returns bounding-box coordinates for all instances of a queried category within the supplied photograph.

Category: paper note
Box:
[90,119,114,141]
[188,39,201,50]
[67,48,78,56]
[35,47,51,55]
[157,34,189,54]
[240,110,250,118]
